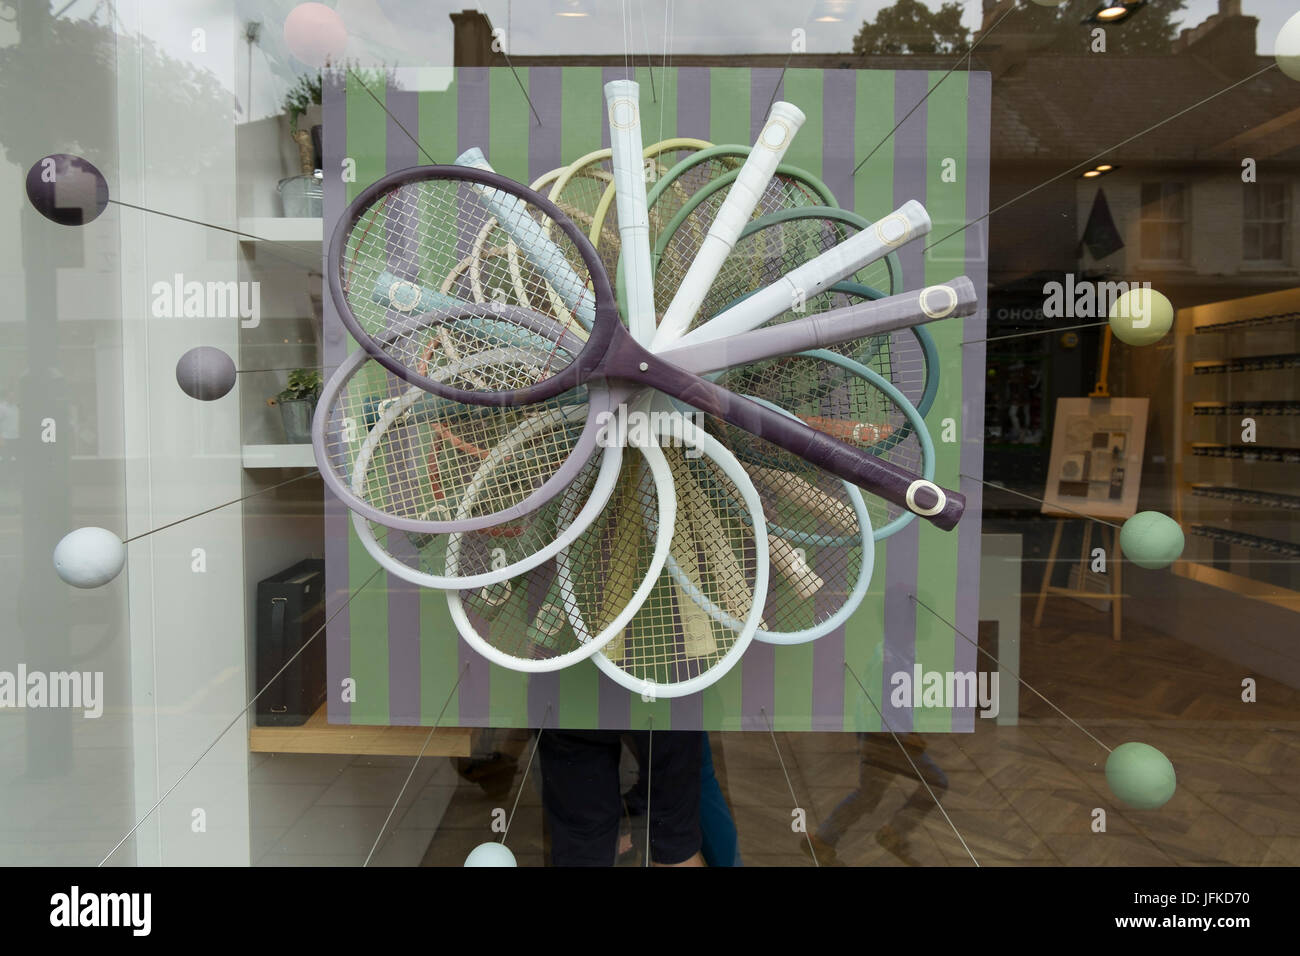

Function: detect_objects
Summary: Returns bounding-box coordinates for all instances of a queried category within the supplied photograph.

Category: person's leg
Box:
[537,730,623,866]
[815,733,893,848]
[628,730,703,866]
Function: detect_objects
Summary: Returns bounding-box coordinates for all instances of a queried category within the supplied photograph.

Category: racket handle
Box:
[605,80,656,342]
[634,349,966,530]
[651,101,806,350]
[662,278,978,375]
[455,147,597,326]
[676,200,933,347]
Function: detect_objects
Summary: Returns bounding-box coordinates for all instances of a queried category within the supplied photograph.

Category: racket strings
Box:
[601,444,759,687]
[321,354,593,526]
[340,177,593,394]
[652,170,824,316]
[715,354,927,534]
[453,451,660,663]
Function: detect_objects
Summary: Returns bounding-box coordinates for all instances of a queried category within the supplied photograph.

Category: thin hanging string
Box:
[363,661,472,866]
[657,0,674,148]
[758,707,819,867]
[909,594,1113,755]
[502,704,552,844]
[843,659,980,866]
[638,0,657,101]
[99,566,385,866]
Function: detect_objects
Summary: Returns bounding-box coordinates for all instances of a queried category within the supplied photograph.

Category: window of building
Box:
[1243,182,1290,264]
[1139,182,1188,262]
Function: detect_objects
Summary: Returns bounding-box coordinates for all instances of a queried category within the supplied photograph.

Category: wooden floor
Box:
[418,597,1300,867]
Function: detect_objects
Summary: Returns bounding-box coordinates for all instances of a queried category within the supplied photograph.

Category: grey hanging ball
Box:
[176,346,237,401]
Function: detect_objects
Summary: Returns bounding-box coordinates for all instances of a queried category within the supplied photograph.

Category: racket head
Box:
[313,345,612,533]
[445,423,677,672]
[740,396,875,646]
[710,350,935,542]
[350,406,624,588]
[328,163,618,407]
[592,414,769,700]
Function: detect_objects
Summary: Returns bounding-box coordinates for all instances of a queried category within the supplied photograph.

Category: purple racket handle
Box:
[603,339,965,531]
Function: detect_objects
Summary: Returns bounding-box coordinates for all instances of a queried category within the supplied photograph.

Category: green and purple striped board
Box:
[322,66,990,732]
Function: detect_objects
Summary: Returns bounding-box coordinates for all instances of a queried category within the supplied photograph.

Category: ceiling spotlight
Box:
[1096,164,1113,172]
[814,0,851,21]
[1083,1,1147,25]
[1083,170,1101,178]
[1079,163,1120,179]
[556,0,589,17]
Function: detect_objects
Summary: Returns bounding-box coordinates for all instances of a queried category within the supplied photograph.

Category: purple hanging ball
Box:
[25,154,109,226]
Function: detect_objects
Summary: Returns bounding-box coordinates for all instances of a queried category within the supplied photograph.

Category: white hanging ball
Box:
[464,842,517,867]
[1277,12,1300,82]
[53,527,126,588]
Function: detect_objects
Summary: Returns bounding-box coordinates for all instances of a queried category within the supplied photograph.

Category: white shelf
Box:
[236,217,322,246]
[241,443,317,469]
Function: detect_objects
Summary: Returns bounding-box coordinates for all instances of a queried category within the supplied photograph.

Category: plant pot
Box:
[278,398,316,444]
[278,173,323,217]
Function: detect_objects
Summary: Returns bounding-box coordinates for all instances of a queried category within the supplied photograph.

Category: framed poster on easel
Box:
[1035,396,1149,640]
[1042,397,1149,521]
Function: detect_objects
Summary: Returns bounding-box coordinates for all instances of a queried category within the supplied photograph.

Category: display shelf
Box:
[1192,400,1300,417]
[1190,524,1300,557]
[1189,485,1300,511]
[241,443,317,468]
[249,706,472,757]
[1193,353,1300,375]
[236,217,323,246]
[1193,309,1300,334]
[1174,286,1300,608]
[1190,443,1300,463]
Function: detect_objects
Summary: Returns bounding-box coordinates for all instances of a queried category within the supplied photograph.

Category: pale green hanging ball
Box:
[1109,287,1173,346]
[1277,11,1300,82]
[1106,742,1176,810]
[1120,511,1185,570]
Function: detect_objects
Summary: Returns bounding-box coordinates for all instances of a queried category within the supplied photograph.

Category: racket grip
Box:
[455,148,597,326]
[605,80,656,340]
[651,101,806,350]
[676,200,933,347]
[643,355,965,530]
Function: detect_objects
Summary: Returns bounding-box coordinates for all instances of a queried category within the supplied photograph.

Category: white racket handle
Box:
[675,199,933,348]
[769,536,824,600]
[605,80,656,345]
[454,147,597,326]
[650,101,806,350]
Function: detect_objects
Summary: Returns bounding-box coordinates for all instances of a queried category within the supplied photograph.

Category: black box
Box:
[255,558,327,726]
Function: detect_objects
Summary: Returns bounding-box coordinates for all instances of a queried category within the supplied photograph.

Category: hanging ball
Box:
[464,842,517,867]
[1108,287,1173,346]
[1120,511,1185,570]
[1276,12,1300,81]
[53,527,126,589]
[284,2,348,67]
[1106,742,1177,810]
[25,154,109,226]
[176,346,237,401]
[1029,0,1068,5]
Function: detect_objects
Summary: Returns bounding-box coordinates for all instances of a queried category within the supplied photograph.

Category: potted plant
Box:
[267,369,322,444]
[279,73,323,216]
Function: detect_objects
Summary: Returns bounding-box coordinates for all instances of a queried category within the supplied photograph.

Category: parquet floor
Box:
[419,596,1300,866]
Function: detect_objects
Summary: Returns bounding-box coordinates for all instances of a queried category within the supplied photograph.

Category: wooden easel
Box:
[1034,328,1125,641]
[1033,515,1123,641]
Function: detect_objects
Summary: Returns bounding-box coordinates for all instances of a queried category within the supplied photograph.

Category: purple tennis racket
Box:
[328,164,970,531]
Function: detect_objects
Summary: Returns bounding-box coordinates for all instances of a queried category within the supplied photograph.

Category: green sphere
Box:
[1106,742,1176,810]
[1120,511,1185,570]
[1277,12,1300,82]
[1108,287,1173,346]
